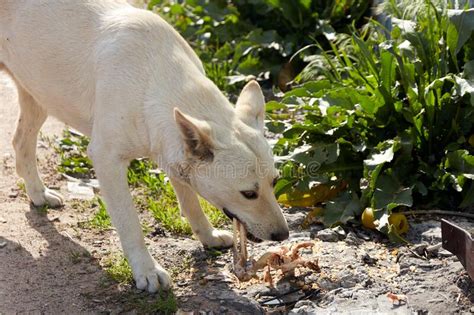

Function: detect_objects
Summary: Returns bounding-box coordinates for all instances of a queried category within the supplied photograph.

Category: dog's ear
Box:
[236,80,265,132]
[174,108,214,161]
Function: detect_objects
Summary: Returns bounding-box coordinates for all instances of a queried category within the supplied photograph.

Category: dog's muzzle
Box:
[223,207,262,243]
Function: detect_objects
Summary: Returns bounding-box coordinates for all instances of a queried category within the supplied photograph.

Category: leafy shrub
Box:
[270,3,474,239]
[147,0,371,89]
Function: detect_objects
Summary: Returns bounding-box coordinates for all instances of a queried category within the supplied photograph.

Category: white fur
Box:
[1,0,289,292]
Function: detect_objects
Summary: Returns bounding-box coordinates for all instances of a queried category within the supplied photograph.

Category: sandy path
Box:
[0,72,107,313]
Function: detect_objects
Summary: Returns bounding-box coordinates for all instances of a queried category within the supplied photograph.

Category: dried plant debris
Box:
[386,292,407,305]
[232,219,320,285]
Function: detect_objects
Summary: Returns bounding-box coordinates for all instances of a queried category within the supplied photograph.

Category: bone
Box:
[231,222,320,285]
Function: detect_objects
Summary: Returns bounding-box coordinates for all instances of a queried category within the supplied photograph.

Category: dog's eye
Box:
[240,190,258,200]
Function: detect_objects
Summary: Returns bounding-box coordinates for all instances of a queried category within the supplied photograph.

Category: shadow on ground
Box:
[0,205,124,313]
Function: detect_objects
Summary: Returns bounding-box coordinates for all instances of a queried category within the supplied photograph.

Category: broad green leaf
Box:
[373,175,413,210]
[322,192,362,226]
[446,150,474,179]
[454,75,474,105]
[364,140,399,167]
[274,178,296,197]
[447,9,474,54]
[265,100,287,112]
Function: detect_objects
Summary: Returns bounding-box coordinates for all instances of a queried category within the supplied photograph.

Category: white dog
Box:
[0,0,289,292]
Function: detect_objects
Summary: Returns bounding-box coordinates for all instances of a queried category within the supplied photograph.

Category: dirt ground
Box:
[1,65,474,314]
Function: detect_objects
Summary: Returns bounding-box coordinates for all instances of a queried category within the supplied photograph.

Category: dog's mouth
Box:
[223,208,263,243]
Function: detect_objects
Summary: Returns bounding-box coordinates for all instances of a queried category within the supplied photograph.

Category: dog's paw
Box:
[30,188,64,208]
[201,229,234,249]
[132,259,172,293]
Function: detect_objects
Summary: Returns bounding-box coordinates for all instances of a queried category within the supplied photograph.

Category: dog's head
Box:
[173,81,289,242]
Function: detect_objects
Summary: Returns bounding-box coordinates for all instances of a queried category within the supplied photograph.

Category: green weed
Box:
[56,129,94,178]
[102,255,133,284]
[87,198,112,230]
[270,1,474,239]
[122,291,178,314]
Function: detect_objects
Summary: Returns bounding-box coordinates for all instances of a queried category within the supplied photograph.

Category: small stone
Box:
[214,260,226,267]
[48,215,61,222]
[275,280,293,295]
[356,230,371,241]
[412,243,428,256]
[0,241,7,248]
[345,232,362,245]
[67,181,95,200]
[0,216,7,224]
[316,228,339,242]
[309,224,325,236]
[289,232,311,242]
[289,300,318,314]
[246,284,271,297]
[361,252,378,265]
[332,226,346,239]
[285,211,307,230]
[317,277,339,291]
[8,190,19,198]
[438,249,454,257]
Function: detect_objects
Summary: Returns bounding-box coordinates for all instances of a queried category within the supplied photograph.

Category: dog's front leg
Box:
[89,143,171,293]
[170,178,233,248]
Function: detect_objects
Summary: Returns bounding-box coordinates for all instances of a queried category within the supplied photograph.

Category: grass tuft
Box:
[102,255,133,284]
[88,198,112,230]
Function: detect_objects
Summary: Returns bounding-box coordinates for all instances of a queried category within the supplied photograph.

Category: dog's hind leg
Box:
[12,86,64,207]
[170,178,233,248]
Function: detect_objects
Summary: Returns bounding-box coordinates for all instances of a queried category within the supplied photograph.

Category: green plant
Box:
[270,2,474,240]
[123,291,178,314]
[147,0,371,88]
[86,198,112,230]
[103,255,134,284]
[56,129,94,178]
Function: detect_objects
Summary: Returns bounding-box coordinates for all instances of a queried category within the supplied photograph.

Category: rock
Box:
[215,292,264,314]
[309,224,326,236]
[332,226,346,239]
[361,251,378,265]
[316,228,340,242]
[8,190,19,198]
[408,220,442,243]
[411,243,428,256]
[289,232,311,242]
[274,280,294,295]
[425,243,442,257]
[356,230,371,241]
[0,216,7,224]
[438,249,454,257]
[289,300,318,314]
[285,211,307,230]
[338,269,369,288]
[345,232,362,245]
[317,277,340,291]
[0,241,7,248]
[67,181,95,200]
[245,284,272,298]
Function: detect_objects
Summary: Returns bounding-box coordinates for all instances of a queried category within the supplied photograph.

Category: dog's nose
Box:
[271,230,289,242]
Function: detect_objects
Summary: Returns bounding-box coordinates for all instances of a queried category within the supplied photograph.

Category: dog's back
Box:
[0,0,207,136]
